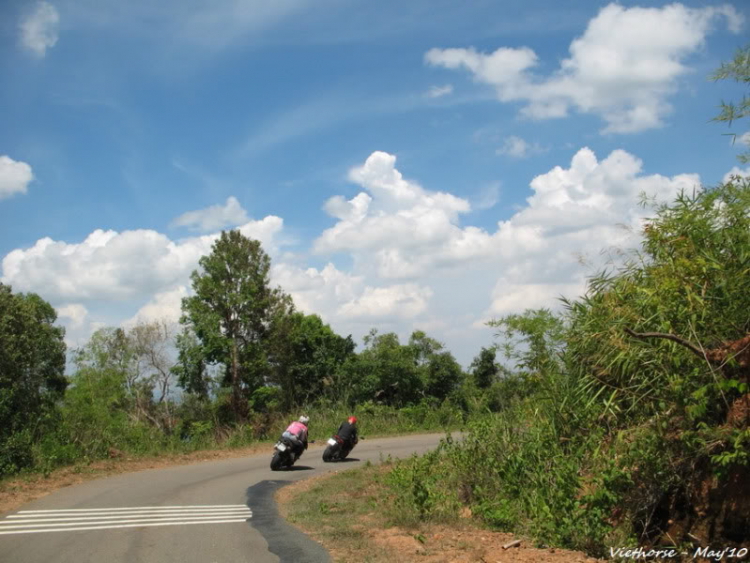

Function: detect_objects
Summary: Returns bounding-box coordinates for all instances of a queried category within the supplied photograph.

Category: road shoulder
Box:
[276,462,605,563]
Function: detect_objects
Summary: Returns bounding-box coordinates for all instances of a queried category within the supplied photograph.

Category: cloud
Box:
[338,284,433,320]
[0,156,34,201]
[315,148,697,282]
[19,1,60,57]
[496,136,544,158]
[2,148,704,367]
[271,262,365,320]
[314,151,475,279]
[56,303,88,328]
[474,182,500,210]
[123,285,188,327]
[426,84,454,98]
[1,216,284,302]
[426,3,744,134]
[171,196,250,232]
[314,148,700,339]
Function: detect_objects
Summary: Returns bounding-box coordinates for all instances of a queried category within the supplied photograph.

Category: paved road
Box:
[0,433,450,563]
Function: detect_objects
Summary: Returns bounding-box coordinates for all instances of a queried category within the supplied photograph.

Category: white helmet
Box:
[299,415,309,425]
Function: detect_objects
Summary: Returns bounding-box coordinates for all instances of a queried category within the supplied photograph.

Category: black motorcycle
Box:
[322,434,359,462]
[270,436,314,470]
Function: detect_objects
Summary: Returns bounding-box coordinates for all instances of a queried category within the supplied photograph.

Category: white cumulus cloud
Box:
[1,216,284,302]
[171,196,250,232]
[313,148,700,356]
[56,303,88,328]
[1,148,705,366]
[20,1,60,57]
[426,3,744,133]
[338,284,434,320]
[123,286,189,328]
[0,156,34,201]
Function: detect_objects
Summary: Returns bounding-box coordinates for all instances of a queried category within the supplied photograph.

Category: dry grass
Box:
[276,463,605,563]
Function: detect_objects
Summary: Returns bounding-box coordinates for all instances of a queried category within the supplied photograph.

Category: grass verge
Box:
[276,461,605,563]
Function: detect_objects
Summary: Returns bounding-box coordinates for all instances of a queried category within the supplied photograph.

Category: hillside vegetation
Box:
[385,179,750,554]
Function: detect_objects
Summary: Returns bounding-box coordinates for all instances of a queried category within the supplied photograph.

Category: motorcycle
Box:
[270,436,313,470]
[322,434,360,462]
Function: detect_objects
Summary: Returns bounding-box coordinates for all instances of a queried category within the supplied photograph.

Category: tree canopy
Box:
[0,284,67,474]
[179,230,288,420]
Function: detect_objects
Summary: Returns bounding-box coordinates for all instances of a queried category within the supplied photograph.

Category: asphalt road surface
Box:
[0,433,451,563]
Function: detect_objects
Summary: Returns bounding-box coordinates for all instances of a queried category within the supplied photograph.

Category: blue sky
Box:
[1,0,748,368]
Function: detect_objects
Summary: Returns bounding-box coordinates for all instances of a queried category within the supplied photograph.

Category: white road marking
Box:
[0,519,250,535]
[18,504,249,513]
[0,505,253,536]
[7,509,252,520]
[1,515,251,529]
[3,511,252,524]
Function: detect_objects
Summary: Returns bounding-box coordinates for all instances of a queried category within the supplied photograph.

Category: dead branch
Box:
[624,328,706,360]
[624,328,750,370]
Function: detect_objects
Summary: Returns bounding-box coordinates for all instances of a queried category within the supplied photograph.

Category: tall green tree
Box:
[65,330,133,459]
[408,330,463,401]
[409,330,444,366]
[72,327,152,424]
[338,330,424,406]
[179,230,286,420]
[0,284,67,475]
[424,351,463,400]
[268,311,354,408]
[172,327,211,399]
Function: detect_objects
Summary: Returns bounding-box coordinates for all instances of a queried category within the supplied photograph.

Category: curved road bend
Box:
[0,433,450,563]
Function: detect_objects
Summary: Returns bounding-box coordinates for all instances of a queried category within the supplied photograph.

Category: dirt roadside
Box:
[276,467,606,563]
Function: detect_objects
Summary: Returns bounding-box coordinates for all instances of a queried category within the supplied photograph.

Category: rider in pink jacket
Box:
[282,416,309,459]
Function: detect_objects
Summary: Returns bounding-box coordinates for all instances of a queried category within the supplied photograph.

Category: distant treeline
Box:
[0,228,512,477]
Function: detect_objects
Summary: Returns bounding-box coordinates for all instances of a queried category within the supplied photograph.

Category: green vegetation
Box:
[366,53,750,555]
[0,285,67,475]
[1,229,476,479]
[381,178,750,555]
[179,229,288,420]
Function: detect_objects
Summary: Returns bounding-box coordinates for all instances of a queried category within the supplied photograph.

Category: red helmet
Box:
[348,416,357,424]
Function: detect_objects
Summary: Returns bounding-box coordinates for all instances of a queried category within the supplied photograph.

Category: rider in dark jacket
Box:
[336,416,359,450]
